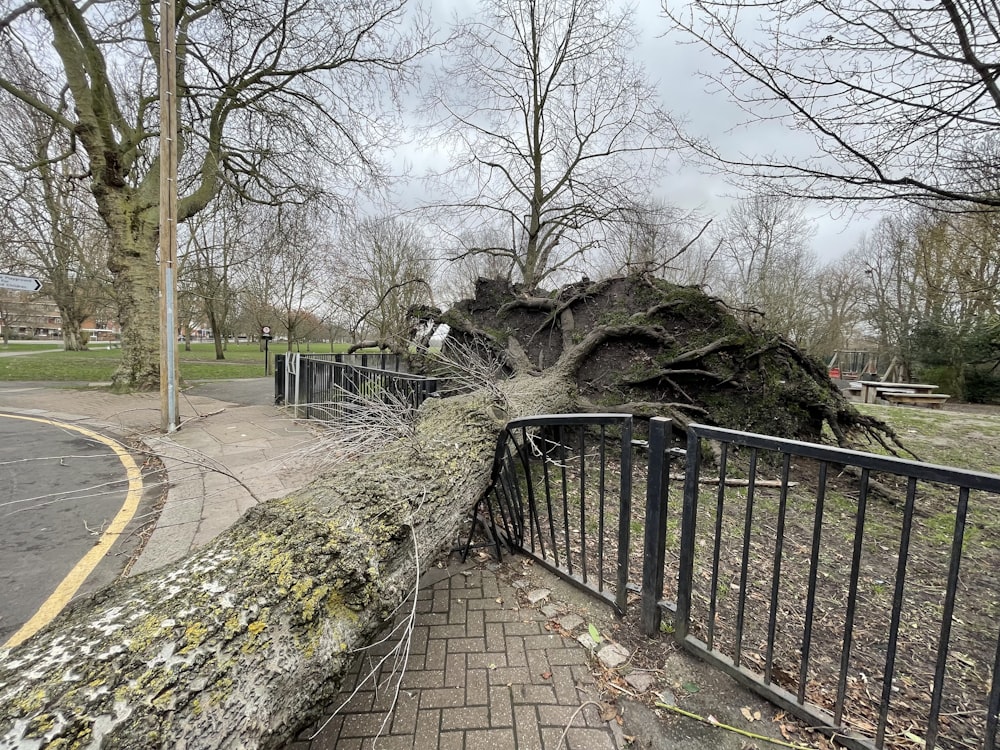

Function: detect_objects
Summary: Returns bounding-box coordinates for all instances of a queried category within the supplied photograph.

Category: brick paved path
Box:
[288,560,621,750]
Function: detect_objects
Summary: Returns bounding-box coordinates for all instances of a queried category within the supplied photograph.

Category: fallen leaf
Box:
[488,663,497,670]
[599,703,618,721]
[495,597,503,604]
[681,681,700,694]
[707,714,719,725]
[753,710,761,721]
[740,707,754,722]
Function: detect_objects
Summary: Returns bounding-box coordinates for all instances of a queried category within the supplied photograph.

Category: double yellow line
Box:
[1,414,144,649]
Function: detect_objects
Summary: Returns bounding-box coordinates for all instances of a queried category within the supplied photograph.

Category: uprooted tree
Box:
[0,274,895,748]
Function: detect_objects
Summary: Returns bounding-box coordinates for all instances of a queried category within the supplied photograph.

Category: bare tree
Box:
[713,193,819,341]
[0,108,110,350]
[665,0,1000,207]
[596,198,720,285]
[806,251,868,361]
[242,203,328,351]
[332,216,434,349]
[427,0,678,290]
[180,191,258,359]
[0,0,429,389]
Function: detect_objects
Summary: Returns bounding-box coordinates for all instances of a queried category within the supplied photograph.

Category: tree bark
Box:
[0,372,576,749]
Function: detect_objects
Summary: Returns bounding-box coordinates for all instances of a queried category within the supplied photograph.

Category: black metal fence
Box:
[468,414,637,615]
[479,413,1000,750]
[274,353,435,420]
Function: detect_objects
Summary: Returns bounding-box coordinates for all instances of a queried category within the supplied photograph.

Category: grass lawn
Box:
[0,341,353,382]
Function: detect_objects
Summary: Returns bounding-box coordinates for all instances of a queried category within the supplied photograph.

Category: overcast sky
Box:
[395,0,878,263]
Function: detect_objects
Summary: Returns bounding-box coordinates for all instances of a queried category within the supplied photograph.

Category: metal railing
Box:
[477,412,1000,749]
[275,353,435,421]
[467,414,636,615]
[655,422,1000,750]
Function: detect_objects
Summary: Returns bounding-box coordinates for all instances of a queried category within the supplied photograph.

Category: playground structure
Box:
[827,349,879,380]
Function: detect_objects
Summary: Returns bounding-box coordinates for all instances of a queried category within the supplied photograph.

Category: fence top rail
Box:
[299,358,434,382]
[687,422,1000,493]
[505,413,634,430]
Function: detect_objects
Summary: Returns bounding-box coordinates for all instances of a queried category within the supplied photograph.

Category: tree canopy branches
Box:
[664,0,1000,207]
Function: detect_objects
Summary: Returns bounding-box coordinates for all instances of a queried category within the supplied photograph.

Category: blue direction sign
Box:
[0,274,42,292]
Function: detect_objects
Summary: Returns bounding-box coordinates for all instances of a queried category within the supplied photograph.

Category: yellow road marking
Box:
[1,413,144,649]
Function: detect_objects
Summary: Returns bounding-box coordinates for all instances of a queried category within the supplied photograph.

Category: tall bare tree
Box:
[332,216,434,348]
[0,108,110,350]
[180,191,258,359]
[713,193,819,342]
[665,1,1000,207]
[428,0,678,290]
[0,0,428,388]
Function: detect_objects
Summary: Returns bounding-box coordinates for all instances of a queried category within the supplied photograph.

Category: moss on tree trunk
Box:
[0,375,576,749]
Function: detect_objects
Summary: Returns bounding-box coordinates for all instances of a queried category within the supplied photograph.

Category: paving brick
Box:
[485,622,506,650]
[513,684,558,704]
[504,636,528,667]
[465,666,489,705]
[446,636,486,653]
[390,690,418,735]
[432,589,450,612]
[465,607,485,637]
[551,727,617,749]
[536,703,588,729]
[522,633,563,651]
[440,705,490,731]
[420,612,451,625]
[468,651,504,669]
[340,712,393,738]
[487,665,530,685]
[424,638,447,670]
[466,728,522,749]
[513,703,543,750]
[550,665,582,705]
[409,624,429,654]
[488,683,513,727]
[360,734,412,749]
[445,652,466,688]
[428,623,469,639]
[399,669,444,689]
[448,603,468,625]
[299,715,340,748]
[527,648,555,683]
[483,607,528,620]
[547,647,589,666]
[419,686,467,708]
[438,730,465,750]
[503,620,545,636]
[414,708,442,748]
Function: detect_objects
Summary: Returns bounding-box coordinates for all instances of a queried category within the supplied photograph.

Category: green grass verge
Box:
[0,341,359,382]
[856,402,1000,474]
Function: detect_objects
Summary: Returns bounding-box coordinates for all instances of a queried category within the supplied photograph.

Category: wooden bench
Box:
[879,392,950,409]
[858,380,939,404]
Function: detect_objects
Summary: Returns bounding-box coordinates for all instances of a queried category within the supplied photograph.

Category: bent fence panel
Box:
[275,354,435,421]
[471,414,637,615]
[666,423,1000,750]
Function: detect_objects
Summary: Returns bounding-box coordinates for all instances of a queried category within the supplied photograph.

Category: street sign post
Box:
[0,274,42,292]
[261,326,273,375]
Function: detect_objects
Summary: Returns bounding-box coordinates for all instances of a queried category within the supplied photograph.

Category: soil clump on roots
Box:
[425,274,897,449]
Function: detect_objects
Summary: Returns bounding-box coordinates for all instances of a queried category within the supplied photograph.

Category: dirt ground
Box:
[488,401,1000,749]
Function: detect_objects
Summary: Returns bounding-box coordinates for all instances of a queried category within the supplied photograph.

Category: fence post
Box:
[274,354,285,403]
[675,428,703,641]
[641,417,671,636]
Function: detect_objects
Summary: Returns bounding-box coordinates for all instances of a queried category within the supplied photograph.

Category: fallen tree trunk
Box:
[0,373,575,749]
[1,273,897,748]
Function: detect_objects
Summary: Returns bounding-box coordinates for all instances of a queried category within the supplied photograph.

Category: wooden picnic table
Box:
[858,380,939,404]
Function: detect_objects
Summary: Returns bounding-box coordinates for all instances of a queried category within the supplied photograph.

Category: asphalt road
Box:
[0,413,149,647]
